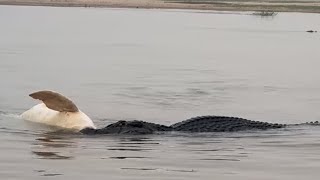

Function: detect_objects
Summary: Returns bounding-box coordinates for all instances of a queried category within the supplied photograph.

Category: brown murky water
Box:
[0,6,320,180]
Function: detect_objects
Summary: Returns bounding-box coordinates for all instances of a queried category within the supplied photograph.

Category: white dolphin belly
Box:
[21,103,96,131]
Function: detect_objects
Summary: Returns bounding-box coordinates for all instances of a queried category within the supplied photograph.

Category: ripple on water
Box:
[107,148,153,151]
[108,156,149,159]
[34,170,63,177]
[32,151,73,160]
[41,173,63,177]
[198,158,241,161]
[121,167,196,173]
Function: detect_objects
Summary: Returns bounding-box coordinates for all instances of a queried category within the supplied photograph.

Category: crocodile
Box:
[21,90,319,135]
[80,116,319,135]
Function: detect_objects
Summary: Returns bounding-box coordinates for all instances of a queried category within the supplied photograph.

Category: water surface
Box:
[0,6,320,180]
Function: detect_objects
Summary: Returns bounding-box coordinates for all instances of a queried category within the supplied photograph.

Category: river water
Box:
[0,5,320,180]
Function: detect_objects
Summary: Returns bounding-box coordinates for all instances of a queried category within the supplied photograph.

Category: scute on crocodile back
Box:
[81,120,172,135]
[81,116,288,135]
[170,116,285,132]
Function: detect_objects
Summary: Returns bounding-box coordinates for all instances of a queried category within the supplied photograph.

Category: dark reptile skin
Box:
[80,120,172,135]
[80,115,288,135]
[170,116,285,132]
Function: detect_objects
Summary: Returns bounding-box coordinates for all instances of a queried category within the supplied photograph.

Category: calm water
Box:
[1,6,320,180]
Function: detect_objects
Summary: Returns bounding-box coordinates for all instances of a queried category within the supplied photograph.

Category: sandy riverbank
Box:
[0,0,320,13]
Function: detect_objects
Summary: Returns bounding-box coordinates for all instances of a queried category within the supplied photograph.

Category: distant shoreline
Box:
[0,0,320,13]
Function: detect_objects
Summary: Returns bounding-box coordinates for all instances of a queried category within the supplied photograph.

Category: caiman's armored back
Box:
[171,116,285,132]
[81,116,287,135]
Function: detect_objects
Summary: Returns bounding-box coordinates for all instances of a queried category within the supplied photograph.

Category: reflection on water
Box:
[32,151,72,160]
[31,135,76,160]
[121,167,197,172]
[109,156,149,159]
